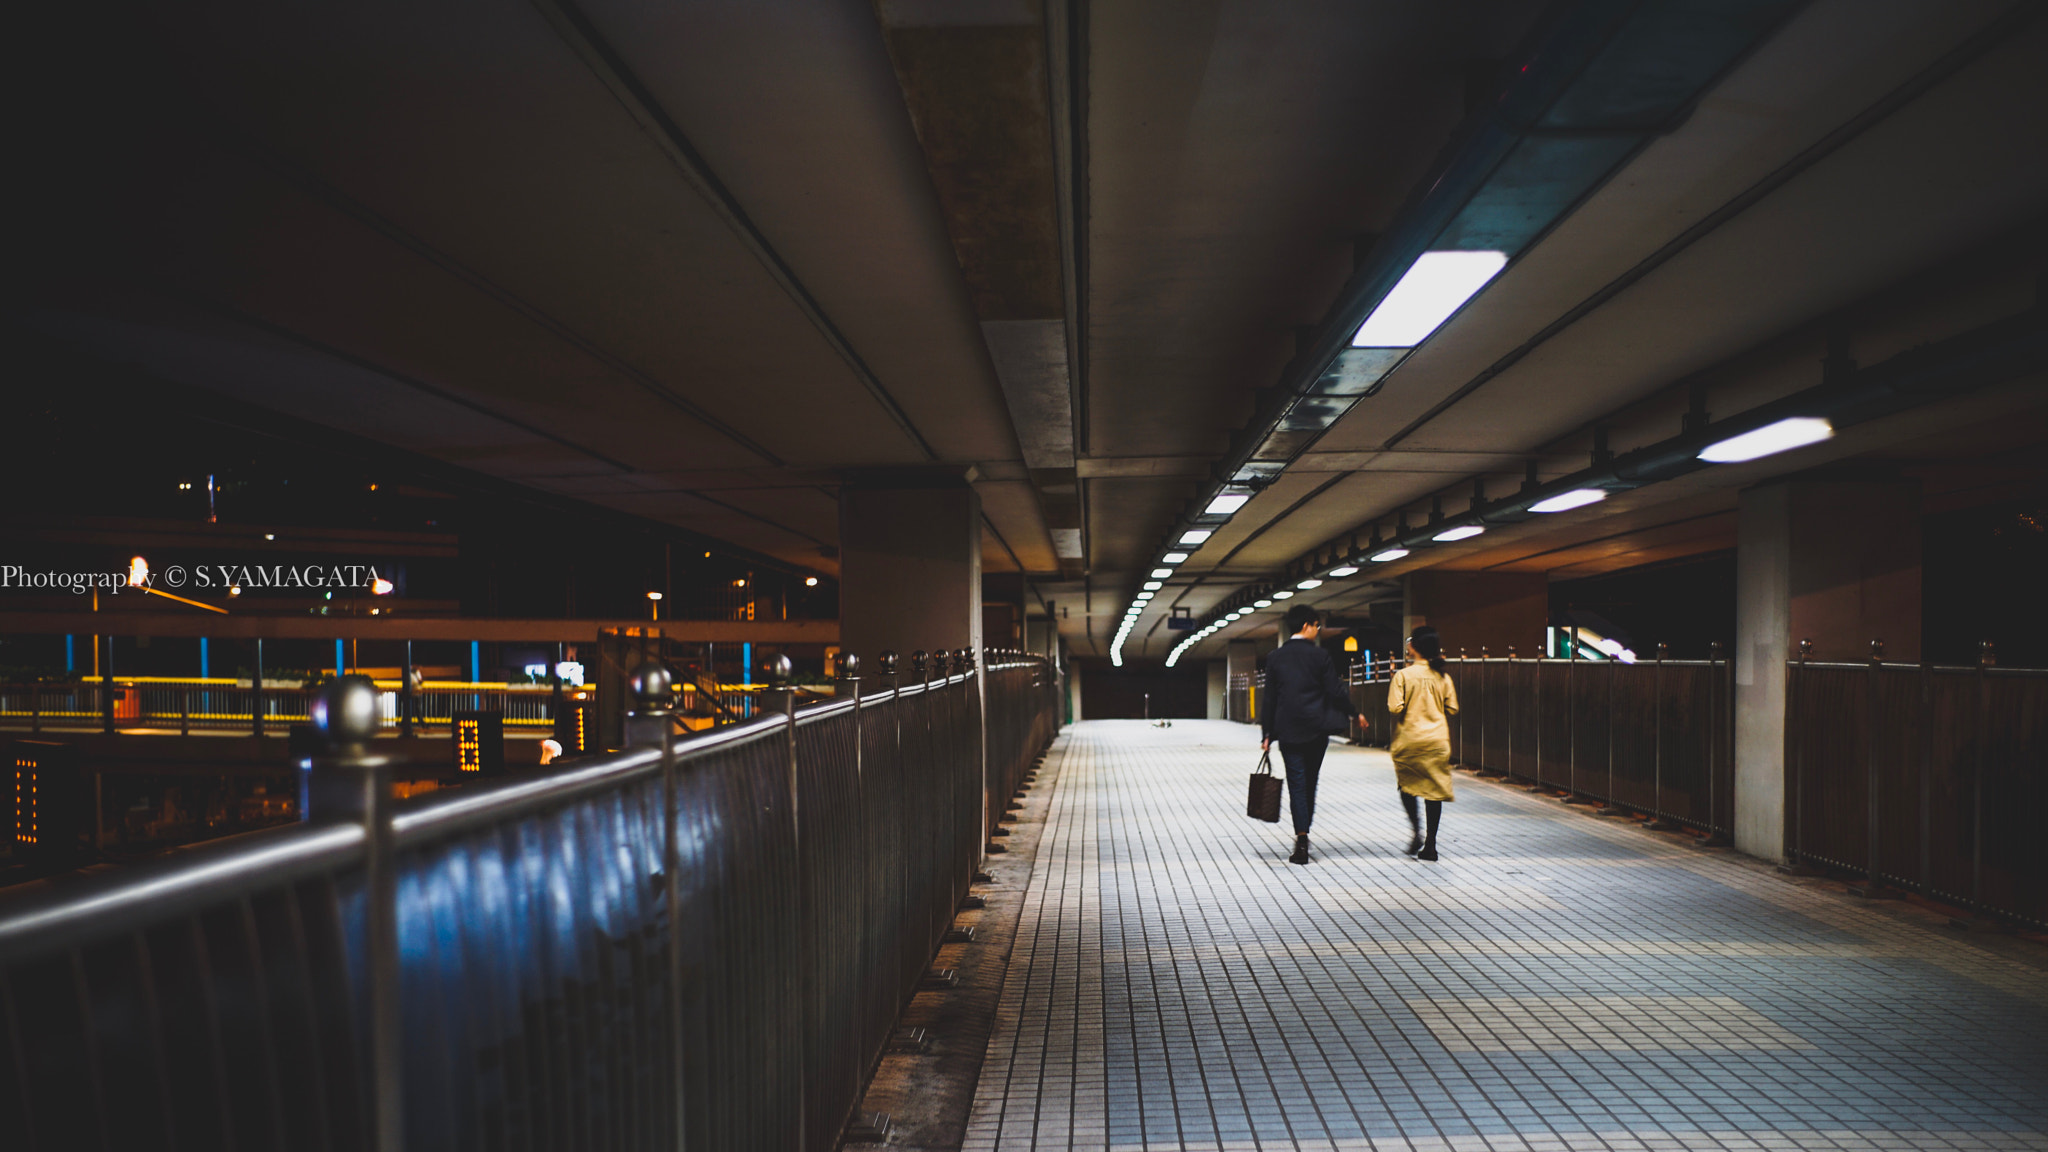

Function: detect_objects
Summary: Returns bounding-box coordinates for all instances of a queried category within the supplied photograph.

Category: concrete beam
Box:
[0,612,839,645]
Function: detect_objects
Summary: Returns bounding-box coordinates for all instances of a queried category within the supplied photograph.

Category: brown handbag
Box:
[1247,749,1282,823]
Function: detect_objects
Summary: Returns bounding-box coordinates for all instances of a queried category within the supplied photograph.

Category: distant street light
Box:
[647,590,663,621]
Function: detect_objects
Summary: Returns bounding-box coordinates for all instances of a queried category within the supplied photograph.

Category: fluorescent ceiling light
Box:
[1698,417,1834,463]
[1351,250,1508,347]
[1136,591,1154,600]
[1150,568,1173,579]
[1433,525,1485,542]
[1254,599,1273,608]
[1178,529,1213,546]
[1205,492,1251,516]
[1272,590,1295,599]
[1297,578,1323,590]
[1529,488,1608,514]
[1142,581,1163,590]
[1327,565,1359,577]
[1371,548,1409,562]
[1162,552,1189,563]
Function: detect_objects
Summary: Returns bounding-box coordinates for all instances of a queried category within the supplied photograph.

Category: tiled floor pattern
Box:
[964,721,2048,1152]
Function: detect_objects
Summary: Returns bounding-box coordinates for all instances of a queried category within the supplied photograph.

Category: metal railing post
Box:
[30,682,40,734]
[180,686,191,736]
[253,637,266,738]
[305,675,403,1151]
[400,640,415,739]
[102,635,116,735]
[1791,639,1811,863]
[1854,639,1894,897]
[624,659,685,1146]
[1972,641,1994,916]
[1699,642,1731,847]
[1645,643,1678,830]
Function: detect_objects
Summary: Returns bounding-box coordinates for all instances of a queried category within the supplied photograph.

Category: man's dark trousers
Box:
[1278,739,1329,835]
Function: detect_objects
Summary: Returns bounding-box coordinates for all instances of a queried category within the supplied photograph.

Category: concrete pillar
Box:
[838,482,984,663]
[1206,660,1226,720]
[1734,478,1922,860]
[1402,571,1547,657]
[1225,640,1258,722]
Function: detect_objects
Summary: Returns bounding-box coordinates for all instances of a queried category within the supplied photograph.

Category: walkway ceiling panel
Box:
[579,0,1022,466]
[977,480,1063,575]
[1369,12,2048,460]
[1085,1,1544,461]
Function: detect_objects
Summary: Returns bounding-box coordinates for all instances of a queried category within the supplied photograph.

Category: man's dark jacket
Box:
[1260,636,1358,744]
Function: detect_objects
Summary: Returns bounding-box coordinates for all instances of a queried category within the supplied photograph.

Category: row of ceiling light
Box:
[1117,249,1840,667]
[1159,416,1838,668]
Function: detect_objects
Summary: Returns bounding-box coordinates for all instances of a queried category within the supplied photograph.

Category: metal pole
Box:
[625,659,684,1146]
[765,652,803,1146]
[306,676,402,1151]
[180,686,190,736]
[1918,654,1933,896]
[1699,642,1731,847]
[102,634,116,735]
[1971,641,1994,915]
[1856,639,1891,896]
[400,640,414,739]
[1645,643,1677,829]
[1793,639,1810,863]
[253,637,266,738]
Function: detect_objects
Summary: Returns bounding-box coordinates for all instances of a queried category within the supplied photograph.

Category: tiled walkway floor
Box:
[964,721,2048,1152]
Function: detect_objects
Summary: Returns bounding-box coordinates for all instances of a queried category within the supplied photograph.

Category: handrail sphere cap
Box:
[627,661,673,708]
[313,674,381,743]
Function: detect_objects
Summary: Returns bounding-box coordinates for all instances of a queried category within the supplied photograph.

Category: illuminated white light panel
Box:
[1698,417,1834,463]
[1434,525,1486,542]
[1179,529,1213,546]
[1162,552,1190,563]
[1529,488,1607,514]
[1352,250,1509,347]
[1150,568,1173,579]
[1371,548,1410,562]
[1327,565,1359,577]
[1254,599,1272,608]
[1205,493,1251,516]
[1297,578,1323,590]
[1143,581,1163,590]
[1272,590,1295,599]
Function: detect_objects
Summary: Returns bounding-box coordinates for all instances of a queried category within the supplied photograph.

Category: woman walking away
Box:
[1389,627,1459,861]
[1260,604,1361,866]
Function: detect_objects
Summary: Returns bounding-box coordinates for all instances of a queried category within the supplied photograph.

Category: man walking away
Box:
[1260,605,1361,865]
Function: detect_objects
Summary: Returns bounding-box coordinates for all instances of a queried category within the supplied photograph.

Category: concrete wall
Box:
[1734,478,1922,861]
[1402,571,1548,658]
[1206,659,1226,719]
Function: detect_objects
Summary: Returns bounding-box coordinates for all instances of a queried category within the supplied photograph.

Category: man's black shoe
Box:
[1289,835,1310,866]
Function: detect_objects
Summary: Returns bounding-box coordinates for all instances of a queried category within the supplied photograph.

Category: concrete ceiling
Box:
[10,0,2046,660]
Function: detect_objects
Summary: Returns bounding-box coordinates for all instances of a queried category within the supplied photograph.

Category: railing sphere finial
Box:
[1798,638,1813,661]
[1980,640,1997,668]
[313,674,381,746]
[627,661,673,712]
[839,652,862,679]
[764,653,792,687]
[910,650,929,676]
[878,650,899,675]
[1870,638,1885,662]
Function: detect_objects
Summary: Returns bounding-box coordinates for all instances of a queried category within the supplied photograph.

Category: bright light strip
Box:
[1150,568,1173,579]
[1136,591,1154,599]
[1433,525,1485,542]
[1178,529,1213,545]
[1162,552,1190,563]
[1254,599,1272,608]
[1698,417,1834,463]
[1352,250,1508,347]
[1297,578,1323,590]
[1272,590,1295,599]
[1327,565,1359,577]
[1143,581,1163,590]
[1371,548,1410,562]
[1529,488,1608,513]
[1205,492,1251,516]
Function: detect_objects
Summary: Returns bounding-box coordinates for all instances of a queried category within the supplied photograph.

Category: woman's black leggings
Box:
[1400,791,1442,843]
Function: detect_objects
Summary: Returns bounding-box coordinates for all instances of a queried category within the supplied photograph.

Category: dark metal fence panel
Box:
[0,657,1062,1152]
[1568,660,1612,801]
[1981,669,2048,925]
[1789,663,1868,874]
[1785,659,2047,928]
[1535,662,1570,791]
